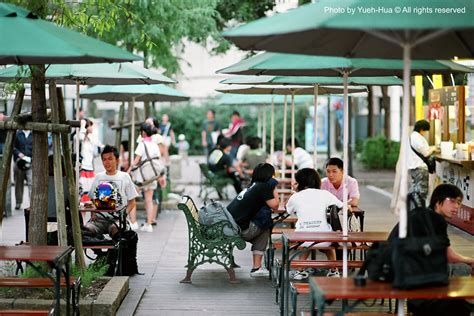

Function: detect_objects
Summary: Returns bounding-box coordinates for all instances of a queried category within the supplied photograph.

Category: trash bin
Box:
[169,155,182,180]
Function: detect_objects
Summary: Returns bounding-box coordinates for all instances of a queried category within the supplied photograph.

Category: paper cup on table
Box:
[440,141,454,158]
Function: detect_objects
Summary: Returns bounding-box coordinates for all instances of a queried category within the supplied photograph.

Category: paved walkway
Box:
[1,156,472,315]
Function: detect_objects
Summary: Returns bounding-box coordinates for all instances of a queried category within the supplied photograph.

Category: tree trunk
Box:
[381,86,391,139]
[367,87,374,137]
[28,65,48,246]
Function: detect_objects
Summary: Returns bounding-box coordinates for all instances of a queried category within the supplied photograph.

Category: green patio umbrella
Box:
[216,85,366,181]
[81,84,189,160]
[0,3,141,259]
[220,75,403,168]
[222,0,474,308]
[0,3,141,64]
[0,63,177,208]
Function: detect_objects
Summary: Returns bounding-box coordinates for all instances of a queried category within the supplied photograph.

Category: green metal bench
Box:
[178,195,246,283]
[198,163,233,201]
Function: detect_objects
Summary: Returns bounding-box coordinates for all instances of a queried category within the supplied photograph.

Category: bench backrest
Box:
[179,195,199,223]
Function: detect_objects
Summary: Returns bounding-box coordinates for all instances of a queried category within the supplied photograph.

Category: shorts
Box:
[240,221,270,255]
[85,218,118,236]
[141,180,157,191]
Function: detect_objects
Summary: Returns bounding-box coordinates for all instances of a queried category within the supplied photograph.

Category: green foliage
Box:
[71,257,109,288]
[153,101,309,155]
[358,135,400,169]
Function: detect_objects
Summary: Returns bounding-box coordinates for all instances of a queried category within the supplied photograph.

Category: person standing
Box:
[0,112,6,155]
[223,111,244,159]
[159,114,175,163]
[408,120,437,207]
[13,129,33,210]
[79,118,102,203]
[201,109,220,155]
[129,123,166,232]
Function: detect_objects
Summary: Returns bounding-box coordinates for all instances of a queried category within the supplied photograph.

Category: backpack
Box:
[198,200,241,237]
[116,230,139,276]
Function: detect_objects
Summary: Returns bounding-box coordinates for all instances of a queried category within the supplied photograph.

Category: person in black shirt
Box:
[227,163,279,277]
[207,137,243,194]
[389,184,473,316]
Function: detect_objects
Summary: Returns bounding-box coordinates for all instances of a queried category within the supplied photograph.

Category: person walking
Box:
[13,129,33,210]
[201,109,220,155]
[79,118,102,203]
[223,111,244,159]
[159,114,175,163]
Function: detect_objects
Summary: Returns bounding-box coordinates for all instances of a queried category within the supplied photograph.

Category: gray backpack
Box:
[198,200,241,237]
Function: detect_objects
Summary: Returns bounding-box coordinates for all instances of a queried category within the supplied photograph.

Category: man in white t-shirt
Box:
[87,145,139,238]
[285,138,314,169]
[408,120,437,207]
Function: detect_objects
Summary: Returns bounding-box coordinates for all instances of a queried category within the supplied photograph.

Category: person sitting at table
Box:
[85,145,139,239]
[286,168,343,280]
[321,157,360,208]
[282,138,314,170]
[227,163,279,277]
[389,183,473,316]
[240,136,268,172]
[207,137,244,194]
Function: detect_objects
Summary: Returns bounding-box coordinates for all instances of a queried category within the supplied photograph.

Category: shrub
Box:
[358,135,399,169]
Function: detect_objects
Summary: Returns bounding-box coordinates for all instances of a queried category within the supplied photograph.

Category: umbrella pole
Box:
[257,110,261,138]
[270,96,275,158]
[291,92,295,183]
[342,71,349,278]
[262,104,267,152]
[281,95,288,184]
[75,81,80,200]
[398,45,411,240]
[313,84,319,168]
[130,97,136,165]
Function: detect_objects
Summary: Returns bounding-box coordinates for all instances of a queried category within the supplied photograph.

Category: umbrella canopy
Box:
[216,85,366,95]
[0,3,140,64]
[220,75,404,86]
[217,52,474,77]
[0,63,175,85]
[80,84,190,102]
[217,93,313,105]
[222,0,474,59]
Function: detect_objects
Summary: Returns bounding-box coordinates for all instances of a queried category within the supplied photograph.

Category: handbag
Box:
[410,140,436,173]
[391,208,449,289]
[130,142,166,186]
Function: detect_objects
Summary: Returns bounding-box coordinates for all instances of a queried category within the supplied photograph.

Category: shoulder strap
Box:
[143,141,152,160]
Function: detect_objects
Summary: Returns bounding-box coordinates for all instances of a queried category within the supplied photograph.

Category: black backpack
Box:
[116,230,139,276]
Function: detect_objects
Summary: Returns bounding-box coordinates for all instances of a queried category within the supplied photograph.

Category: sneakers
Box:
[326,269,340,278]
[129,221,139,231]
[140,223,153,233]
[291,270,309,281]
[15,203,21,210]
[250,267,269,277]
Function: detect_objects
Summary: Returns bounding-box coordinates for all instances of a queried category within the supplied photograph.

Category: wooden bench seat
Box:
[0,310,53,316]
[290,260,364,269]
[300,313,390,316]
[0,277,76,288]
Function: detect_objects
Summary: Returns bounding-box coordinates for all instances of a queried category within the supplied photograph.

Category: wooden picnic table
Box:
[309,276,474,316]
[0,245,74,316]
[280,231,389,315]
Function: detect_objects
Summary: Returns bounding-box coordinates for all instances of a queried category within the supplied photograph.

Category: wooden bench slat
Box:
[290,260,364,269]
[0,277,76,288]
[0,310,51,315]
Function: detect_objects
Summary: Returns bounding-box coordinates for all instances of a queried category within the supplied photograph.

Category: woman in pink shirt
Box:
[321,157,360,207]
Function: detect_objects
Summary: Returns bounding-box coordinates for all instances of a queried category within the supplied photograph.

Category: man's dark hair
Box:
[325,157,344,170]
[294,168,321,191]
[218,137,231,149]
[247,136,261,149]
[251,163,275,184]
[429,184,463,210]
[208,109,216,115]
[286,138,300,149]
[414,120,430,133]
[232,111,240,117]
[141,123,155,137]
[101,145,119,159]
